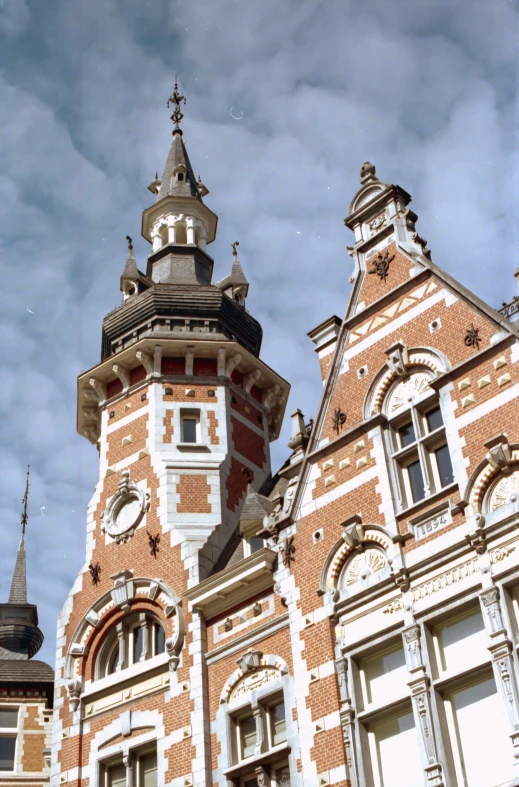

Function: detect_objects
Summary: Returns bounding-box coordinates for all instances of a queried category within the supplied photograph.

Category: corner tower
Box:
[52,86,289,787]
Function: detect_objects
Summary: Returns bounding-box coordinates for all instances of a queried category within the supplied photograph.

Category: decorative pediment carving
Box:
[385,341,409,377]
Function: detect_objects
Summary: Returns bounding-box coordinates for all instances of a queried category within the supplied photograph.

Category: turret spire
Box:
[8,466,29,605]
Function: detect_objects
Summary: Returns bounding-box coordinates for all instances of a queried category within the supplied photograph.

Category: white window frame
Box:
[431,607,488,679]
[100,745,157,787]
[96,613,166,680]
[387,392,454,510]
[0,706,19,774]
[359,642,409,710]
[180,409,202,445]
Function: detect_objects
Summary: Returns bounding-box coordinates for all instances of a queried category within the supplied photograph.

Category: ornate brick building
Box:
[0,471,54,785]
[51,88,519,787]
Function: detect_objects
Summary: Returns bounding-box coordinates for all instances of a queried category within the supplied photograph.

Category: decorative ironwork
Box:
[306,417,314,435]
[332,408,347,434]
[148,532,160,558]
[126,235,133,251]
[167,78,186,130]
[464,324,480,351]
[232,241,239,257]
[280,536,295,567]
[499,295,519,321]
[21,465,30,536]
[367,250,395,281]
[89,562,101,586]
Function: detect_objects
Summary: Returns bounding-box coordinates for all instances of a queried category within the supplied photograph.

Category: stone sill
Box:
[184,548,277,620]
[223,742,290,778]
[176,442,211,452]
[396,483,459,521]
[82,652,169,700]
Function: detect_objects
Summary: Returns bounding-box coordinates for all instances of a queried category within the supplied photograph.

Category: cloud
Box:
[0,0,517,665]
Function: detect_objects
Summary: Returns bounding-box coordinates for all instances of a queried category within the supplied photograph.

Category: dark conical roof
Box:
[157,130,202,201]
[8,536,27,604]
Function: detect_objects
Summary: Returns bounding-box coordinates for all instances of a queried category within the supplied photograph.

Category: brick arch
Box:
[220,652,290,706]
[464,449,519,514]
[64,576,184,712]
[320,527,392,593]
[364,348,448,419]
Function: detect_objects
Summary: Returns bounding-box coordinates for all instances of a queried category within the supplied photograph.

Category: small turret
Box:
[120,236,147,302]
[215,242,250,306]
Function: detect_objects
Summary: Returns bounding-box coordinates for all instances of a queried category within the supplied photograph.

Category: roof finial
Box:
[126,235,133,251]
[21,465,30,538]
[232,241,239,257]
[360,161,377,184]
[167,77,186,134]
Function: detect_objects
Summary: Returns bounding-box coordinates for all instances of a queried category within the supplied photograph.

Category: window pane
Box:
[0,709,18,728]
[243,779,258,787]
[140,752,157,787]
[0,737,16,770]
[155,624,165,656]
[133,626,143,664]
[438,610,487,673]
[434,444,453,487]
[452,677,513,787]
[407,459,425,502]
[107,645,119,675]
[363,646,408,706]
[398,422,416,448]
[182,418,197,443]
[240,715,257,759]
[270,702,287,745]
[426,406,443,432]
[108,763,126,787]
[373,712,423,787]
[248,537,264,554]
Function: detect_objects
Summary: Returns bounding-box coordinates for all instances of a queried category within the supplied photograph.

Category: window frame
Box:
[0,706,19,774]
[96,612,166,681]
[180,409,202,445]
[100,745,157,787]
[386,387,454,510]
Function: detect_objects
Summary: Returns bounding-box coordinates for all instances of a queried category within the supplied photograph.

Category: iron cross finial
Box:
[232,241,239,257]
[167,78,186,131]
[126,235,133,251]
[21,465,30,537]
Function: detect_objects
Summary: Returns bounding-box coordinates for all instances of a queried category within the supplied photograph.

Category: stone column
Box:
[186,217,195,245]
[116,621,126,670]
[139,612,149,661]
[479,585,519,782]
[402,624,444,787]
[335,656,359,787]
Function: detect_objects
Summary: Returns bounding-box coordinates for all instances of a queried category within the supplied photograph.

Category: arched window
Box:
[384,371,454,509]
[174,221,187,244]
[96,612,165,680]
[159,225,168,247]
[486,469,519,513]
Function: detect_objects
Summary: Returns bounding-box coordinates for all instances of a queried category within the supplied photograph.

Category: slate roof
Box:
[0,659,54,682]
[157,131,201,201]
[8,537,27,605]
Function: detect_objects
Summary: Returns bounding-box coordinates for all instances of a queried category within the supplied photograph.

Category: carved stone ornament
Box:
[102,471,150,543]
[386,372,431,413]
[488,470,519,512]
[342,548,387,587]
[230,666,280,701]
[385,341,409,377]
[368,212,387,235]
[66,678,82,712]
[263,494,284,543]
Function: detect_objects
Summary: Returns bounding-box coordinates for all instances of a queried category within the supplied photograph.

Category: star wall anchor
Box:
[148,532,160,558]
[464,324,480,351]
[332,408,347,435]
[89,562,101,586]
[367,250,395,281]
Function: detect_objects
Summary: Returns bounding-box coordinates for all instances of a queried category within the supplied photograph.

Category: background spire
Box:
[8,467,30,604]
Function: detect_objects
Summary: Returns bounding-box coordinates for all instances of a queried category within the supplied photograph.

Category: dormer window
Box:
[177,173,184,182]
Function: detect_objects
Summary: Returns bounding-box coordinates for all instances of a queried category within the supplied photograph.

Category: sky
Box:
[0,0,517,666]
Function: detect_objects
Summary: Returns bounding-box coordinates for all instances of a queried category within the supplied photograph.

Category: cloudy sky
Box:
[0,0,517,666]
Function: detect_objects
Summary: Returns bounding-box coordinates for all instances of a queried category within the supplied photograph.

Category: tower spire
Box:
[8,466,29,604]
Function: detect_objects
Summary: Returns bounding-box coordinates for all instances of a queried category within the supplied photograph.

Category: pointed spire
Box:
[8,467,29,605]
[121,236,139,280]
[157,82,205,202]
